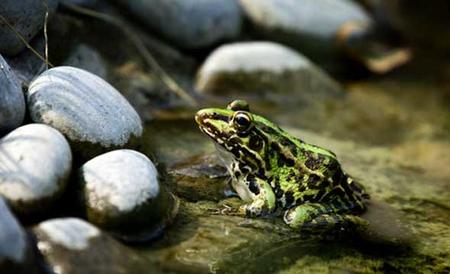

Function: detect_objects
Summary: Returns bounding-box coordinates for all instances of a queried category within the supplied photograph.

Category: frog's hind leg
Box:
[346,176,370,200]
[283,203,368,233]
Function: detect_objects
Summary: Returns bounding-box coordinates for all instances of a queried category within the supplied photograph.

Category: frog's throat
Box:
[214,143,235,172]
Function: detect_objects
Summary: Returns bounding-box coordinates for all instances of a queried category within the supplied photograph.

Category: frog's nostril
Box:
[195,110,206,124]
[195,114,201,124]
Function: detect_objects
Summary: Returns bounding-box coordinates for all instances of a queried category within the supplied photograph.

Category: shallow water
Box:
[130,53,450,273]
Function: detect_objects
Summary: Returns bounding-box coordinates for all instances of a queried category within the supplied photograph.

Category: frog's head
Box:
[195,100,278,176]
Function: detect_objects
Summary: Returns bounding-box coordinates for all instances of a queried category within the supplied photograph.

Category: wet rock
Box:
[359,201,411,245]
[113,0,242,49]
[28,66,143,161]
[0,55,25,135]
[64,44,107,79]
[168,154,229,202]
[33,218,136,274]
[78,150,179,242]
[0,198,39,274]
[239,0,373,68]
[196,42,344,104]
[141,119,215,165]
[4,37,47,87]
[0,0,59,56]
[0,124,72,216]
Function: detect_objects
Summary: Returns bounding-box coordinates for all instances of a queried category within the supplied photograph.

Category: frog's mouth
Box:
[195,110,231,144]
[196,111,240,173]
[196,110,242,161]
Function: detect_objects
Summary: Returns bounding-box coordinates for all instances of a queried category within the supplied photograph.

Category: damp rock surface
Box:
[0,124,72,216]
[113,0,242,49]
[0,55,25,135]
[134,127,449,274]
[79,150,179,242]
[0,0,59,56]
[33,218,137,274]
[28,66,143,160]
[168,153,229,202]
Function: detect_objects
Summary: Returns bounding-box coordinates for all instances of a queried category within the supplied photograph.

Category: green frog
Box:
[195,100,370,232]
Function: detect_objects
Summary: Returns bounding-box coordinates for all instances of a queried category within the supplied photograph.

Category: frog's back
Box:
[268,132,368,213]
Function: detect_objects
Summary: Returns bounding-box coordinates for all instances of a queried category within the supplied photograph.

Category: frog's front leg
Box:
[222,176,276,218]
[283,203,368,233]
[241,177,277,217]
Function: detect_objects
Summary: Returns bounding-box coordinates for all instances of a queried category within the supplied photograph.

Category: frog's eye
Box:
[227,100,250,111]
[232,111,252,132]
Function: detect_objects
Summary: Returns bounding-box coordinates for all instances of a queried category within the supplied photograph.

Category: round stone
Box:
[0,0,58,56]
[239,0,372,62]
[3,37,47,87]
[196,42,343,104]
[28,66,143,160]
[63,44,107,79]
[38,218,100,251]
[0,54,25,135]
[0,124,72,216]
[0,198,39,274]
[33,218,133,274]
[79,150,179,242]
[113,0,242,49]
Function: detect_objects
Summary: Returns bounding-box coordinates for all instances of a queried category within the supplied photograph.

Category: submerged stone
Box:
[0,124,72,216]
[0,55,25,135]
[78,150,179,242]
[28,66,143,161]
[33,218,136,274]
[168,153,229,202]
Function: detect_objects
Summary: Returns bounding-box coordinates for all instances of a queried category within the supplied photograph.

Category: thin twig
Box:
[0,14,53,67]
[43,0,50,70]
[62,3,197,106]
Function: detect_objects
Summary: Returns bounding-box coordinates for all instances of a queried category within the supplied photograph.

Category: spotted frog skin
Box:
[195,100,370,232]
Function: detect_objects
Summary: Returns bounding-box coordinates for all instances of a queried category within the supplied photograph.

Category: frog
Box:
[195,100,370,232]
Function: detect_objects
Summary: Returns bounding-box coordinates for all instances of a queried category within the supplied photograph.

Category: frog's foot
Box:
[283,203,368,233]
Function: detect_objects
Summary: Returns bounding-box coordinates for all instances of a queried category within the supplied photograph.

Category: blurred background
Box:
[0,0,449,273]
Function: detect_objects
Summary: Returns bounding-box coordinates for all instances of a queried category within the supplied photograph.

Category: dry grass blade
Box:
[62,3,197,106]
[42,0,50,70]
